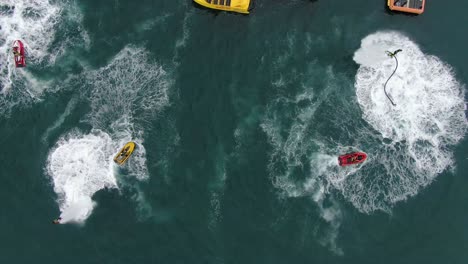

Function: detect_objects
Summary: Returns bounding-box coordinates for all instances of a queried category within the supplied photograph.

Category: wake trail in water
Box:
[352,31,467,212]
[46,46,172,224]
[0,0,88,116]
[0,0,60,91]
[262,60,348,253]
[47,130,116,223]
[85,46,171,129]
[266,31,467,213]
[262,30,467,253]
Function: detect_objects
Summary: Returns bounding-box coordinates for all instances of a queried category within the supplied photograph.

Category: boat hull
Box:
[113,142,136,165]
[193,0,252,14]
[338,152,367,166]
[13,40,26,68]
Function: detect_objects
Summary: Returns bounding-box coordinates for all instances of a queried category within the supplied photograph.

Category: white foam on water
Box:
[85,46,171,130]
[46,130,116,224]
[261,68,347,253]
[85,45,171,188]
[108,117,149,182]
[0,0,61,91]
[265,31,466,213]
[350,31,467,212]
[47,124,150,224]
[262,31,467,253]
[0,0,88,117]
[262,66,334,190]
[46,46,172,223]
[300,169,344,255]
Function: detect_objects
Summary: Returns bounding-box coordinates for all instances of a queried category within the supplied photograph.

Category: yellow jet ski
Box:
[193,0,253,14]
[113,142,136,165]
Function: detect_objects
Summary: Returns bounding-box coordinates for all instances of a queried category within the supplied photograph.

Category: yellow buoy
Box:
[113,142,136,165]
[193,0,253,14]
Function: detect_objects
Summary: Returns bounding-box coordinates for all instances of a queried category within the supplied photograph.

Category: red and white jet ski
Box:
[12,40,26,68]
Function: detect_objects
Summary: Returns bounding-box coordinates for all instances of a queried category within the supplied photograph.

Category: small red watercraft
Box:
[12,40,26,68]
[338,152,367,166]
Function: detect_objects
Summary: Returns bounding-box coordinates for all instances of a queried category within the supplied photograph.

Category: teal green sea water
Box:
[1,0,467,263]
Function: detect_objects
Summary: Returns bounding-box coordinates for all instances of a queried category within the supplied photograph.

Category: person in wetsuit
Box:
[386,49,402,57]
[120,146,130,157]
[13,47,20,56]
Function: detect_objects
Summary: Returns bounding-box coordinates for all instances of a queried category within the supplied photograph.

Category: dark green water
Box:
[1,0,467,263]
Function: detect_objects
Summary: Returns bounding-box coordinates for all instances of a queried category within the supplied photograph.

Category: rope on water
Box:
[383,49,402,107]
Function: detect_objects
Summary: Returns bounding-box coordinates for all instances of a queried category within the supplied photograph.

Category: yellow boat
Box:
[193,0,253,14]
[113,142,136,165]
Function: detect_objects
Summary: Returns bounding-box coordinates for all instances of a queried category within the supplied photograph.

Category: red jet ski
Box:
[12,40,26,68]
[338,152,367,166]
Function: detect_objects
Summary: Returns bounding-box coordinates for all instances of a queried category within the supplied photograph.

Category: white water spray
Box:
[0,0,61,91]
[351,31,467,212]
[46,46,171,223]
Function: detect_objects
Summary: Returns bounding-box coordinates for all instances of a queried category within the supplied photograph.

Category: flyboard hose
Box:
[383,49,402,106]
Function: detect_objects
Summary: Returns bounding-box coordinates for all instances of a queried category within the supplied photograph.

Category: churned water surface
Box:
[0,0,467,263]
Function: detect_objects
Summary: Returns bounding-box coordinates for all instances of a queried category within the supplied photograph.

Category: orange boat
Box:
[388,0,425,14]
